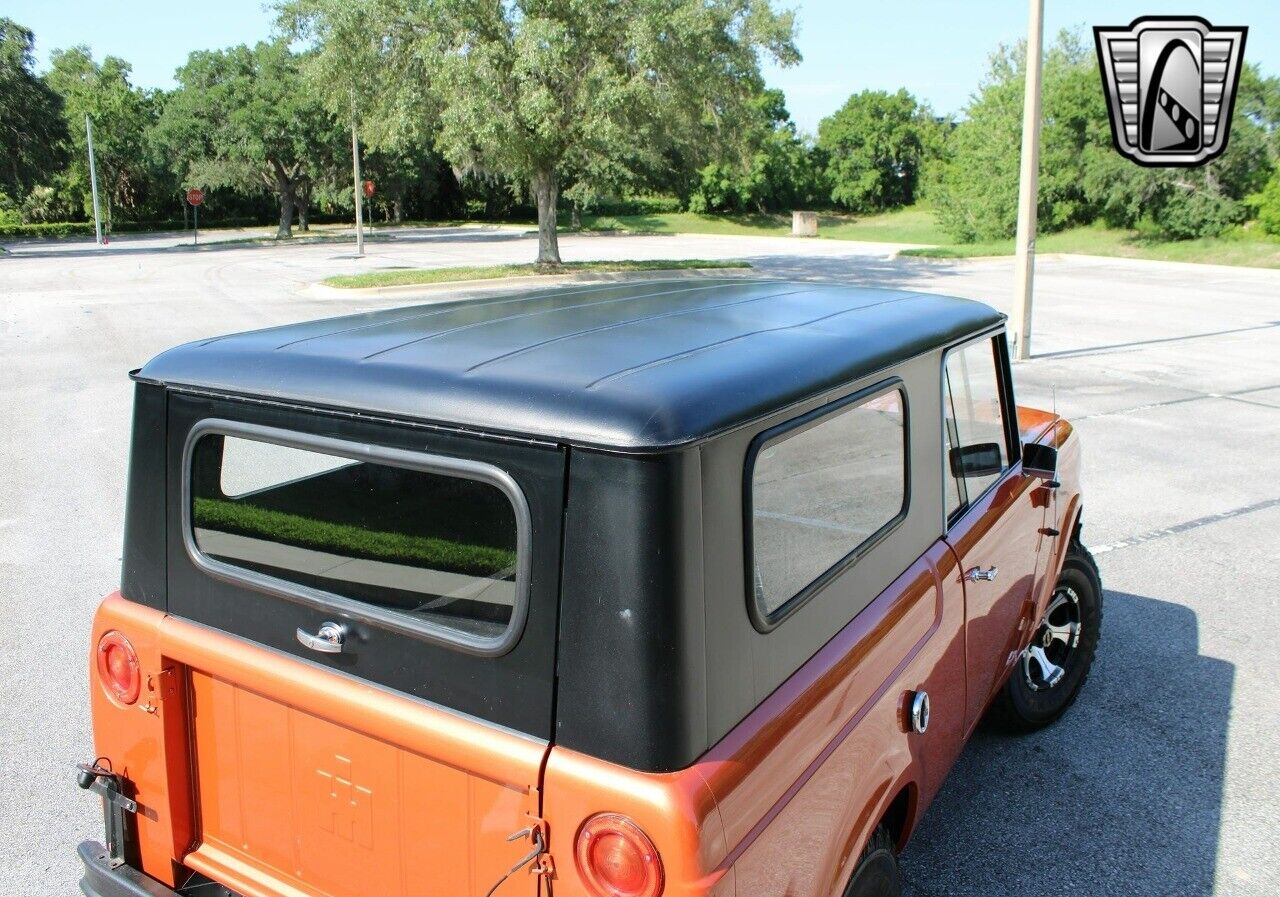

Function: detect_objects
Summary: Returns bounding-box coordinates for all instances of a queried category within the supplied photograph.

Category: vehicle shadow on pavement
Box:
[900,590,1233,897]
[737,253,957,287]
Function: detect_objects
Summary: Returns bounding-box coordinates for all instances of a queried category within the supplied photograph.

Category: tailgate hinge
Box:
[484,814,554,897]
[139,667,177,714]
[526,813,555,879]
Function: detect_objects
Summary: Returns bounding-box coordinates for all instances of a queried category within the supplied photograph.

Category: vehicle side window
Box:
[188,431,524,647]
[943,421,965,519]
[943,338,1010,514]
[750,386,907,622]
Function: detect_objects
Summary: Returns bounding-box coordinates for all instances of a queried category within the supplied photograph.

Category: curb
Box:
[892,250,1014,262]
[304,266,759,299]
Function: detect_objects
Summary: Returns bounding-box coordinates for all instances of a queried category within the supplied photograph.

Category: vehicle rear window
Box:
[750,387,907,621]
[187,428,525,650]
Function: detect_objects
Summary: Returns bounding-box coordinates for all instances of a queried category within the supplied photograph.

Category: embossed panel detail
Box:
[188,671,538,897]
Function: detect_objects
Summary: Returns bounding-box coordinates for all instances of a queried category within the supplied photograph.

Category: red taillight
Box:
[96,631,141,705]
[575,813,664,897]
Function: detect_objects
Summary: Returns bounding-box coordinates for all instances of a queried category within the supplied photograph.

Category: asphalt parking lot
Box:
[2,226,1277,896]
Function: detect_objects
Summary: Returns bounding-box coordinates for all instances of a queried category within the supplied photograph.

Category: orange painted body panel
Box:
[946,460,1047,729]
[542,543,968,897]
[88,596,196,887]
[542,407,1082,897]
[699,542,967,897]
[88,594,547,897]
[88,402,1081,897]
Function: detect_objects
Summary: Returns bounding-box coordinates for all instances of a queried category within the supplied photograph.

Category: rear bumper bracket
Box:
[77,842,180,897]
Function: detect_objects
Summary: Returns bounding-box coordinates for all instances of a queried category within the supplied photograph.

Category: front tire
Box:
[844,826,901,897]
[989,543,1102,732]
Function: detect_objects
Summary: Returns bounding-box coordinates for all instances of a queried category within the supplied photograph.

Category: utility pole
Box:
[1011,0,1044,361]
[351,120,364,256]
[86,114,103,245]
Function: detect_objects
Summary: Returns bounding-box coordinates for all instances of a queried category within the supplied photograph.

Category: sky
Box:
[7,0,1280,134]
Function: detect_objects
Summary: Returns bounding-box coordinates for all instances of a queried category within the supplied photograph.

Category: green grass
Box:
[899,221,1280,268]
[193,497,515,576]
[574,206,948,244]
[23,203,1273,269]
[323,258,750,289]
[561,205,1280,269]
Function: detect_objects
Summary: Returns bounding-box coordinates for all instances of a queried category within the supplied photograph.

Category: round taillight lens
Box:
[575,813,664,897]
[97,631,141,705]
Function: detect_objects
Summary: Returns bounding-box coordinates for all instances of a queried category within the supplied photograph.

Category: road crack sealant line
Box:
[1092,497,1280,555]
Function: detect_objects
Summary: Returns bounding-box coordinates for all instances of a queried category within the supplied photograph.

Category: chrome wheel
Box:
[1022,586,1082,692]
[991,546,1102,732]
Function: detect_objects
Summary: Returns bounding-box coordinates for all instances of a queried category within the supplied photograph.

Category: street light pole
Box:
[86,114,103,245]
[1011,0,1044,361]
[351,120,364,257]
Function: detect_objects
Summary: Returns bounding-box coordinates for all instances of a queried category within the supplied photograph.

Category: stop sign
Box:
[186,188,204,207]
[362,179,375,198]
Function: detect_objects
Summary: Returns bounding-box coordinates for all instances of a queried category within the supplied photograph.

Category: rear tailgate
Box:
[177,617,546,897]
[90,595,550,897]
[90,391,566,896]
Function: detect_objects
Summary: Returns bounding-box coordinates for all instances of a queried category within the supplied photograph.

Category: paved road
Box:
[2,228,1278,896]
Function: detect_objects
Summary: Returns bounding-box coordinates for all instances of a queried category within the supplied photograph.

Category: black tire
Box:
[843,826,901,897]
[988,543,1102,733]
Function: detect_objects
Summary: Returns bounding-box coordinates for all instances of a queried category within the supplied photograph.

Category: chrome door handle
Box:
[909,691,931,734]
[297,622,346,653]
[965,566,998,583]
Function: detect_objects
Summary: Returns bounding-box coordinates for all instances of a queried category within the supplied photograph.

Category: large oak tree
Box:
[154,41,340,237]
[0,19,68,202]
[283,0,799,263]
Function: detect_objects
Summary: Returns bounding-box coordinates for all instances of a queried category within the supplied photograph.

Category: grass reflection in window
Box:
[189,433,521,638]
[192,497,516,576]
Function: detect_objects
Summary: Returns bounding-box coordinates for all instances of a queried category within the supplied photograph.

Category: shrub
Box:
[1248,172,1280,236]
[1150,188,1245,240]
[0,221,95,237]
[0,192,20,226]
[575,196,683,216]
[0,216,264,238]
[21,184,79,223]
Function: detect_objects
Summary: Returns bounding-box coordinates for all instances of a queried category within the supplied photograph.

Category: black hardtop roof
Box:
[139,278,1005,450]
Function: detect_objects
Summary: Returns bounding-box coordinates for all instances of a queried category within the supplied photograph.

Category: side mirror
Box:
[1022,443,1059,480]
[950,442,1004,479]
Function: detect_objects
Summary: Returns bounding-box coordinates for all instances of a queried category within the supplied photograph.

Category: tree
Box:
[1248,169,1280,235]
[154,42,340,237]
[688,88,826,214]
[930,32,1276,243]
[1237,63,1280,160]
[0,19,68,202]
[1080,62,1272,240]
[817,89,939,212]
[44,47,154,229]
[283,0,799,263]
[929,33,1105,241]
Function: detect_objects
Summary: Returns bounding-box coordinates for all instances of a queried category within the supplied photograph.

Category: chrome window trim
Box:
[181,418,533,657]
[940,327,1019,533]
